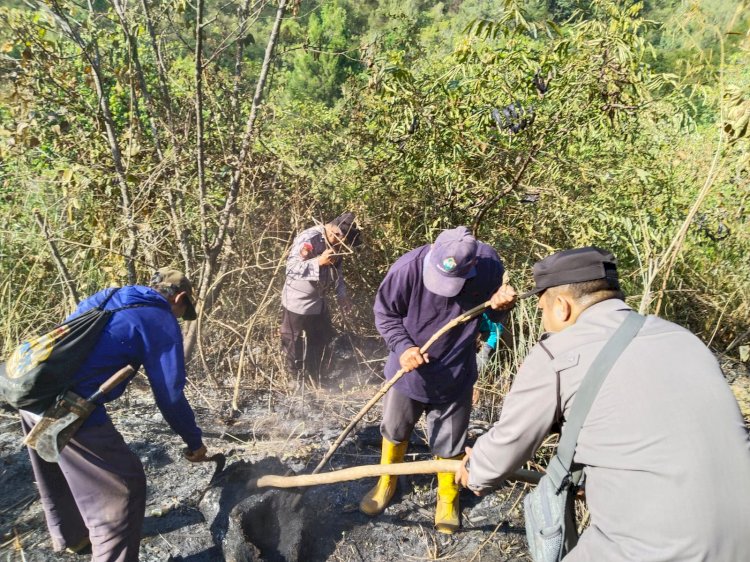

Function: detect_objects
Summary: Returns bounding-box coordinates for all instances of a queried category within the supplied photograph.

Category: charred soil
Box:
[1,344,747,561]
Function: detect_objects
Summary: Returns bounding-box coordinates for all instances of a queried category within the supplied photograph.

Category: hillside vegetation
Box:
[1,0,748,391]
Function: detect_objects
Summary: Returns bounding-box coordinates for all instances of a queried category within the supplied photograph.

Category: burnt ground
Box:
[1,336,748,562]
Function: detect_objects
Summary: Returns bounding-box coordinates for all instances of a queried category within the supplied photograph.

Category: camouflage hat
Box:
[150,268,197,320]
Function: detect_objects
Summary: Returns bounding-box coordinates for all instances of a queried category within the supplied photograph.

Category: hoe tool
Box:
[24,365,136,462]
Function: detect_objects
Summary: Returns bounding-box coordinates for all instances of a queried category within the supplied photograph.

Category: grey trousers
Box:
[380,385,472,458]
[20,411,146,562]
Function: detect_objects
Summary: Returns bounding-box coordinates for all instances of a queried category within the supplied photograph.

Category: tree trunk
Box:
[48,1,138,284]
[183,0,288,361]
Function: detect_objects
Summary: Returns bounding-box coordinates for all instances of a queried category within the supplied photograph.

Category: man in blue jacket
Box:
[19,269,208,562]
[360,227,516,533]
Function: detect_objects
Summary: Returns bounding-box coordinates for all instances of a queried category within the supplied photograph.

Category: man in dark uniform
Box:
[361,226,516,533]
[458,247,750,560]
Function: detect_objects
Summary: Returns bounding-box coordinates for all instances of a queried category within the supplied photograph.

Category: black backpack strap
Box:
[96,287,157,314]
[109,304,153,312]
[96,287,121,310]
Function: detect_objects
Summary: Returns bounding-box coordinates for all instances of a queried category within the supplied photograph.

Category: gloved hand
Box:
[476,343,492,372]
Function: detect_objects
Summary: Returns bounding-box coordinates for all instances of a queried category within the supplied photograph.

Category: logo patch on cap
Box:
[441,257,457,272]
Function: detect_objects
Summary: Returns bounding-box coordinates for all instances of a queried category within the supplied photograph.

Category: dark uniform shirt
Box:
[373,243,504,403]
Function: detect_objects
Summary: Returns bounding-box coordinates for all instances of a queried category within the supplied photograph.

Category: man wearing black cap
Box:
[18,268,209,561]
[457,247,750,560]
[360,226,516,533]
[281,212,362,379]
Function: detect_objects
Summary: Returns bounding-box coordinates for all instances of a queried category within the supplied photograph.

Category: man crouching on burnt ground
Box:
[361,226,517,533]
[458,247,750,561]
[19,269,209,561]
[280,212,362,382]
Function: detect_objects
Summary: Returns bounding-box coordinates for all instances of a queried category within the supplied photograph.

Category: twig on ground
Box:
[0,493,37,516]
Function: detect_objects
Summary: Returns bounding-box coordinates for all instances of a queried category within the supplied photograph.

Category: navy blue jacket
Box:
[68,286,203,451]
[374,243,504,403]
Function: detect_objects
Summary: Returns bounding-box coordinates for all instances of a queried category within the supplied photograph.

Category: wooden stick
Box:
[257,459,541,488]
[310,301,491,475]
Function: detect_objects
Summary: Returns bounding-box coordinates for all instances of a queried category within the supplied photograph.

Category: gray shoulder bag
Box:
[523,311,646,562]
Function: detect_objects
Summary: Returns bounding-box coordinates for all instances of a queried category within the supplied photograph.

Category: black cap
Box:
[519,246,619,299]
[330,211,362,247]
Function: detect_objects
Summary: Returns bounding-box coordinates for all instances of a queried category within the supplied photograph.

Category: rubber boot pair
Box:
[359,438,408,515]
[434,454,464,534]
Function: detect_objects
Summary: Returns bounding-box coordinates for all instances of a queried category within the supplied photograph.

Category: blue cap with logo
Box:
[423,226,478,297]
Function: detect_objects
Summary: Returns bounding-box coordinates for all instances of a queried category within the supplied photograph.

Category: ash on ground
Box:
[0,386,530,562]
[1,338,746,561]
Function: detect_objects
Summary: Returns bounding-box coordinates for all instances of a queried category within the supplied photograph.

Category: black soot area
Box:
[236,489,308,561]
[199,457,312,562]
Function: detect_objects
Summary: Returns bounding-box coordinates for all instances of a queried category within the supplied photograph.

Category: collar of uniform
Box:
[576,298,632,323]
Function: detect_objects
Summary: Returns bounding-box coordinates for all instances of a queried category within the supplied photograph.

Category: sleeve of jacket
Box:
[485,317,503,350]
[373,263,416,358]
[467,344,559,492]
[286,230,321,282]
[141,314,203,451]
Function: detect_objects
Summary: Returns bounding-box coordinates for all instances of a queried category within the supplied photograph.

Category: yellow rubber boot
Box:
[359,438,408,516]
[435,455,463,534]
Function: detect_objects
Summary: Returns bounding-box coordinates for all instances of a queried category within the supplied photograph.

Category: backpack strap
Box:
[96,287,159,314]
[109,304,153,313]
[545,310,646,492]
[96,287,120,310]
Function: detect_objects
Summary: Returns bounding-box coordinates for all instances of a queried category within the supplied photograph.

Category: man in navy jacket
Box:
[19,269,208,562]
[360,227,516,533]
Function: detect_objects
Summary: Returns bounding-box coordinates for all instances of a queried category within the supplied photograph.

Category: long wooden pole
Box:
[257,459,541,489]
[310,300,491,475]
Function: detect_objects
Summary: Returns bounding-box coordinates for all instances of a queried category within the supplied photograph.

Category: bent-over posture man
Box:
[281,212,361,378]
[458,247,750,560]
[362,226,516,533]
[20,269,208,562]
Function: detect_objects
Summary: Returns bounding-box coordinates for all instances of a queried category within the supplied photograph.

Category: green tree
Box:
[284,0,357,104]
